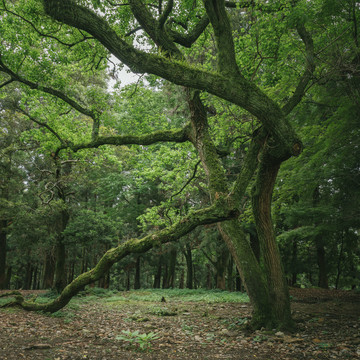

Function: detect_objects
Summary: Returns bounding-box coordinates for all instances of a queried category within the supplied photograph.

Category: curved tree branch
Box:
[171,160,201,200]
[282,23,315,116]
[0,56,99,120]
[169,16,210,48]
[41,0,301,157]
[1,196,237,313]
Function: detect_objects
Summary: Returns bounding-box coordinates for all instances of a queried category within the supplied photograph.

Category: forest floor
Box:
[0,288,360,360]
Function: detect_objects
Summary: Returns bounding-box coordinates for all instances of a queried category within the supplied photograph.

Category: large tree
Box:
[2,0,350,329]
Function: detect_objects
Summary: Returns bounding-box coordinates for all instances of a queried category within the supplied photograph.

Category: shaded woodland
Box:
[0,0,359,330]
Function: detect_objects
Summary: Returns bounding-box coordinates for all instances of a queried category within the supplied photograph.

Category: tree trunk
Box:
[188,90,290,329]
[0,220,7,289]
[206,263,212,289]
[291,239,298,286]
[252,153,292,329]
[24,263,33,290]
[134,256,141,289]
[32,267,38,290]
[316,243,329,289]
[43,251,55,289]
[54,207,70,293]
[235,268,242,292]
[227,255,234,291]
[162,262,168,289]
[335,233,345,289]
[153,255,162,288]
[179,269,184,289]
[184,244,193,289]
[167,248,177,288]
[215,241,229,290]
[54,241,67,293]
[5,266,12,289]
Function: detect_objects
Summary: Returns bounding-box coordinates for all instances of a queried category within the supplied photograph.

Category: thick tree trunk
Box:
[219,221,275,327]
[24,262,33,290]
[54,207,70,293]
[316,243,329,289]
[43,251,55,289]
[188,91,286,328]
[0,220,7,289]
[252,153,292,329]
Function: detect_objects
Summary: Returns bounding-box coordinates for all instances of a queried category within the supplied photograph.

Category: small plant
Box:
[252,335,268,343]
[148,306,177,316]
[115,330,159,351]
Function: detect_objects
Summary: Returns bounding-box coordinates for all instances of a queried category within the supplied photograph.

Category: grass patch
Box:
[119,288,249,303]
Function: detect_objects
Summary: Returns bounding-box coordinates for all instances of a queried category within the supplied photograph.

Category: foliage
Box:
[115,330,159,352]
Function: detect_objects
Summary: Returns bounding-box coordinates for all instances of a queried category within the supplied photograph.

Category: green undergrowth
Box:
[1,288,249,314]
[103,288,249,304]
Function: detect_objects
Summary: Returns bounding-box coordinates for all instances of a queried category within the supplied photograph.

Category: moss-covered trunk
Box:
[252,153,292,329]
[187,90,279,328]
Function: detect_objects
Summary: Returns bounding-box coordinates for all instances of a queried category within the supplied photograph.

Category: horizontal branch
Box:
[55,123,191,154]
[1,196,237,312]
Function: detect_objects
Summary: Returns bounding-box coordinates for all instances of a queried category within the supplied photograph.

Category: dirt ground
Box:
[0,288,359,360]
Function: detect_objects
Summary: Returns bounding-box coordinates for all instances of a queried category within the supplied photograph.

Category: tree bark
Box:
[43,251,55,289]
[316,242,329,289]
[184,244,193,289]
[0,220,7,289]
[134,256,141,289]
[153,255,162,288]
[251,152,292,329]
[167,248,177,288]
[187,90,285,328]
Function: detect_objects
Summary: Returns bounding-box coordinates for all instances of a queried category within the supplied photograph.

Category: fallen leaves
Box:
[0,289,360,359]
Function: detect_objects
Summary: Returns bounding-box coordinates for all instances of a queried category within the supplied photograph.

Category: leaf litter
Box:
[0,288,359,359]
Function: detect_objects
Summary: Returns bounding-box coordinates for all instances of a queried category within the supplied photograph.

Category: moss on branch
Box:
[0,197,237,313]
